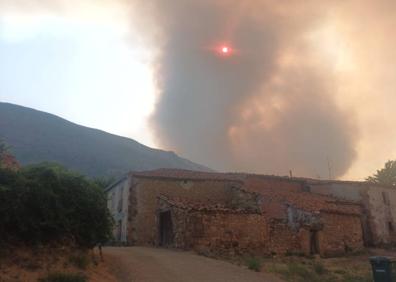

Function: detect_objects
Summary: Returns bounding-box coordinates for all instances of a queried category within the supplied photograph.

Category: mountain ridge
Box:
[0,102,210,177]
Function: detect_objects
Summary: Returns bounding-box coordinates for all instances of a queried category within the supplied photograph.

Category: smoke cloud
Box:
[134,1,359,178]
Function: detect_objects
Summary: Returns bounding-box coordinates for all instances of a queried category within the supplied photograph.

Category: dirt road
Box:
[104,247,283,282]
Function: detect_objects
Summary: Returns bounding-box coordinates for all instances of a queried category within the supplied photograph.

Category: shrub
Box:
[39,272,87,282]
[313,262,327,275]
[0,163,113,248]
[247,257,261,272]
[69,254,90,269]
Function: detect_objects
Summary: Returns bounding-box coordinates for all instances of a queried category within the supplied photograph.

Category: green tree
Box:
[0,163,113,247]
[367,160,396,187]
[93,176,116,189]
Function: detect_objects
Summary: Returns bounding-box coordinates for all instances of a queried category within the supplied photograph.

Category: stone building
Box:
[307,180,396,246]
[105,169,365,257]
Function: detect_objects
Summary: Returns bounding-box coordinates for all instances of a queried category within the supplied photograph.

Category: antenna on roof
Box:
[327,156,332,180]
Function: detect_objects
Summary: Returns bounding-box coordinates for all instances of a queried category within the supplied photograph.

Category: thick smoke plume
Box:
[136,1,358,178]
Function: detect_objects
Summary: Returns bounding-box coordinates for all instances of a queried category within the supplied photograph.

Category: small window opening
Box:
[388,222,394,233]
[310,230,319,255]
[382,191,390,206]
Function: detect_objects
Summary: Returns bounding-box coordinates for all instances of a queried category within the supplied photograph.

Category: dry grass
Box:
[0,246,116,282]
[262,252,373,282]
[220,248,396,282]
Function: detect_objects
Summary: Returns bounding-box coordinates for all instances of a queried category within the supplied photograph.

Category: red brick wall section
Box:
[182,211,269,257]
[156,197,268,256]
[318,212,364,257]
[267,220,305,256]
[133,177,242,245]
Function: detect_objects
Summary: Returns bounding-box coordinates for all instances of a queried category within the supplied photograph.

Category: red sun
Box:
[218,45,232,56]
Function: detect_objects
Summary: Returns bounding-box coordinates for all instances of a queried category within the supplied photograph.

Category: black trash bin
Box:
[370,256,396,282]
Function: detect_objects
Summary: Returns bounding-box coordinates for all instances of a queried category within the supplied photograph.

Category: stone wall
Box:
[156,196,364,258]
[132,177,250,245]
[308,180,396,246]
[189,212,268,256]
[158,198,268,257]
[318,212,364,257]
[268,219,304,255]
[364,185,396,245]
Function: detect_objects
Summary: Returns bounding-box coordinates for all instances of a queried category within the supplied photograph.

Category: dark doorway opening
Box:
[310,230,319,255]
[159,211,173,247]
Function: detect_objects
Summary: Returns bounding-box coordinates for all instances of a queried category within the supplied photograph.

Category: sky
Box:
[0,1,156,146]
[1,0,396,180]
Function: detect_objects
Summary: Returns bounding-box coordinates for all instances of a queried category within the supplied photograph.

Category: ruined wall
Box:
[190,212,268,256]
[364,185,396,245]
[133,177,247,245]
[117,171,366,257]
[268,220,306,255]
[166,205,269,257]
[318,212,364,257]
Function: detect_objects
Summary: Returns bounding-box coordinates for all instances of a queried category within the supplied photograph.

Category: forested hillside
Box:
[0,102,209,177]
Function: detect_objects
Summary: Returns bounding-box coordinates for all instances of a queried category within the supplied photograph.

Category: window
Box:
[382,191,390,206]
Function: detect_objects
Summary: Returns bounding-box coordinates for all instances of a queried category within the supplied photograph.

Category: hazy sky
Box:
[1,1,396,180]
[0,1,156,146]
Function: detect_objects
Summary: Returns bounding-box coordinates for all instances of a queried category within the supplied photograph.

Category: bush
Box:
[0,163,113,247]
[69,254,90,269]
[287,262,311,277]
[247,257,261,272]
[39,272,87,282]
[313,262,327,275]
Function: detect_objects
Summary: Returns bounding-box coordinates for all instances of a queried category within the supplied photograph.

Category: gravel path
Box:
[104,247,283,282]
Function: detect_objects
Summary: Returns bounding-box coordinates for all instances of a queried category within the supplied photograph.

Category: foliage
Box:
[246,257,262,272]
[313,261,327,275]
[265,258,371,282]
[0,163,113,248]
[39,272,87,282]
[93,176,116,189]
[367,160,396,186]
[69,253,90,269]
